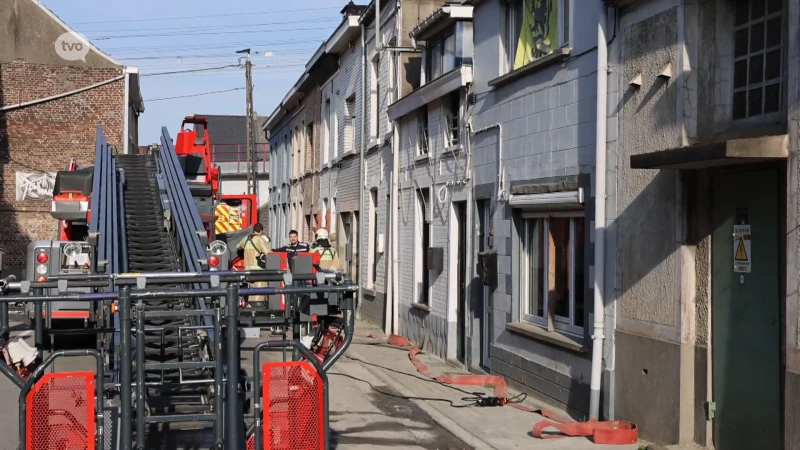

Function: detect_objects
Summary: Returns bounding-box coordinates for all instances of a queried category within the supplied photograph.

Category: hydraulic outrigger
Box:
[0,126,357,450]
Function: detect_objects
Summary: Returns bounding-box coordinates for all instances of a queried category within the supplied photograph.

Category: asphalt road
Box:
[0,315,470,450]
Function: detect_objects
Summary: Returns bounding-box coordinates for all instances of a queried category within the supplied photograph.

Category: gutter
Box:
[389,0,401,335]
[589,5,609,421]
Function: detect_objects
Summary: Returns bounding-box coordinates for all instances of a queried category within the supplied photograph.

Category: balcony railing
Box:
[211,143,269,174]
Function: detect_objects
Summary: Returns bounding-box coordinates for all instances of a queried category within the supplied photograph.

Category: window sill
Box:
[411,302,431,313]
[506,322,586,354]
[489,47,572,88]
[336,151,358,163]
[367,138,379,150]
[442,144,462,156]
[414,154,431,164]
[362,288,377,298]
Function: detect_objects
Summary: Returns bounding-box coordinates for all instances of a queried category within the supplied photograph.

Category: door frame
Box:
[708,162,786,449]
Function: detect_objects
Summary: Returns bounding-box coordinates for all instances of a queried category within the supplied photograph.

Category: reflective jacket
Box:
[310,245,341,271]
[236,234,271,270]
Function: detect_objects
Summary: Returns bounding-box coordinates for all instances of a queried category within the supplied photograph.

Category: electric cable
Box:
[92,25,338,40]
[84,17,339,34]
[145,87,245,102]
[71,6,342,25]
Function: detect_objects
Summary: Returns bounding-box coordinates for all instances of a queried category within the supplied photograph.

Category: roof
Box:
[410,3,473,41]
[198,114,269,146]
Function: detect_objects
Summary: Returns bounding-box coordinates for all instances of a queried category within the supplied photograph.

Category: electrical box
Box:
[427,247,444,274]
[477,250,497,288]
[377,233,385,254]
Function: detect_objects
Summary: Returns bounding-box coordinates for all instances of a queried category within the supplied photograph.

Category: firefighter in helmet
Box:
[236,222,271,303]
[310,228,341,271]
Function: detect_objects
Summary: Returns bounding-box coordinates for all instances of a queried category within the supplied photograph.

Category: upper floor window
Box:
[445,91,460,147]
[370,56,380,140]
[732,0,783,120]
[504,0,570,73]
[323,98,331,165]
[427,32,456,81]
[417,107,429,156]
[344,95,357,154]
[305,122,314,173]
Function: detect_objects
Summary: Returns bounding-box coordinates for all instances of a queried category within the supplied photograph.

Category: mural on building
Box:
[15,172,56,201]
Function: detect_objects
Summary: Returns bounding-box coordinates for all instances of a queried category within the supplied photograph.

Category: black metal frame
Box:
[0,268,357,450]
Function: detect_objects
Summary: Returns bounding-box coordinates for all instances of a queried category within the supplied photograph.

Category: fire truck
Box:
[1,124,355,450]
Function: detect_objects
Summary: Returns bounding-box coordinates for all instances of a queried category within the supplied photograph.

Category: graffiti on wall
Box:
[15,172,56,201]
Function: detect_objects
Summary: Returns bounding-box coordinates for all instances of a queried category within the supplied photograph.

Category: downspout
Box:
[390,0,401,335]
[375,0,381,50]
[358,20,367,316]
[589,4,608,421]
[123,69,131,154]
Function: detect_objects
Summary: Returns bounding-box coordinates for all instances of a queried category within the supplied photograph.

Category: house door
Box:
[711,167,781,450]
[454,201,467,364]
[475,199,490,370]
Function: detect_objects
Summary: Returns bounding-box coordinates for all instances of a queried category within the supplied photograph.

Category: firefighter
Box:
[236,222,271,302]
[310,228,341,271]
[275,229,310,255]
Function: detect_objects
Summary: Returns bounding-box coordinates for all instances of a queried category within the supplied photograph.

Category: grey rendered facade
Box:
[609,0,800,449]
[467,0,610,418]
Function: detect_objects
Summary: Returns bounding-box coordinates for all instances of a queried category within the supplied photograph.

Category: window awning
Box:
[630,134,788,170]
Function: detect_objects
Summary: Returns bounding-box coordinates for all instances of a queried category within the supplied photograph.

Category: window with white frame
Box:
[414,188,431,305]
[370,56,380,140]
[305,122,314,173]
[732,0,783,120]
[417,107,429,156]
[345,95,356,154]
[444,91,460,147]
[504,0,570,73]
[294,126,300,179]
[323,98,331,165]
[520,213,585,334]
[333,104,340,159]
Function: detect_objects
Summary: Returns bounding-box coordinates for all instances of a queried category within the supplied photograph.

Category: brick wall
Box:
[0,60,125,266]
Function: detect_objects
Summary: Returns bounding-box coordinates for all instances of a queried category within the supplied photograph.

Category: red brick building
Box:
[0,0,143,269]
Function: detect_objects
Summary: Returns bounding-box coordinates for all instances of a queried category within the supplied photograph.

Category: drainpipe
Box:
[389,1,401,335]
[589,5,608,421]
[358,20,367,315]
[123,68,131,154]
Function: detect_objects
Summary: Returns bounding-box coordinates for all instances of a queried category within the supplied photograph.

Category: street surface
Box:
[0,311,469,450]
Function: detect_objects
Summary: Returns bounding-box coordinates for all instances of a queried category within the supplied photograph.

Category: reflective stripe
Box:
[215,203,242,234]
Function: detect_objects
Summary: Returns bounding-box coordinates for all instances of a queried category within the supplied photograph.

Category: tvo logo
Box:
[54,32,90,62]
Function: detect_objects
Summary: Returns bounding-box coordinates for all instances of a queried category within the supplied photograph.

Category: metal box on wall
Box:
[477,250,497,288]
[427,247,444,274]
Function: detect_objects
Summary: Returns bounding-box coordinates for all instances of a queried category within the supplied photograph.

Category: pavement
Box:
[344,319,644,450]
[0,310,645,449]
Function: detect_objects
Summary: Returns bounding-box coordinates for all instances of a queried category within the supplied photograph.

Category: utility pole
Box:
[237,48,257,197]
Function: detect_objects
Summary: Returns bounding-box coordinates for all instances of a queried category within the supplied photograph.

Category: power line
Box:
[83,17,339,34]
[92,25,337,40]
[101,38,326,54]
[146,87,245,102]
[71,6,342,25]
[119,48,318,61]
[140,64,240,77]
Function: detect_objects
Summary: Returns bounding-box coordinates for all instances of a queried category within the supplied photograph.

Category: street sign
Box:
[733,224,751,273]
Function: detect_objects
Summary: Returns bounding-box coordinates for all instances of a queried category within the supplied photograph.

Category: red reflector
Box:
[36,252,48,264]
[36,276,47,282]
[209,255,220,267]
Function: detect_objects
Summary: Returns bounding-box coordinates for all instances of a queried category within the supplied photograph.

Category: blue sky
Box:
[42,0,345,144]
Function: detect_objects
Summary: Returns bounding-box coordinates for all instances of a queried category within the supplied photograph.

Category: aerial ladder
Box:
[0,125,356,450]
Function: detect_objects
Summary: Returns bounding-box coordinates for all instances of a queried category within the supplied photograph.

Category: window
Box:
[417,107,429,156]
[333,104,340,159]
[425,32,457,82]
[344,95,356,154]
[732,0,783,120]
[322,198,329,228]
[414,188,431,305]
[323,99,331,164]
[504,0,570,73]
[369,189,379,287]
[445,91,460,147]
[520,214,585,334]
[370,56,380,139]
[295,126,301,179]
[305,123,314,173]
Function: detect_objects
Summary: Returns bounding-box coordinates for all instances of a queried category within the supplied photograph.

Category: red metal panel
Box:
[26,372,96,450]
[261,361,324,450]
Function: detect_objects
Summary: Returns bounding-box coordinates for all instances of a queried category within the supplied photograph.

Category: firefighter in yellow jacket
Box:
[237,223,271,302]
[310,228,341,271]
